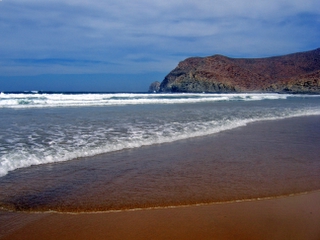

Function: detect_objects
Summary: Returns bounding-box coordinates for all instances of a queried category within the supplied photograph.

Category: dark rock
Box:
[159,48,320,93]
[148,81,161,93]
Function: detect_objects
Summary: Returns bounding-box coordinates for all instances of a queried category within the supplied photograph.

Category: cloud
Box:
[0,0,319,77]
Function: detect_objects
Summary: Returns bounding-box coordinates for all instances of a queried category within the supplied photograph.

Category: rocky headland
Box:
[151,48,320,93]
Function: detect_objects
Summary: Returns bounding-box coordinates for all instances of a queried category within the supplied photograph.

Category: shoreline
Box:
[1,112,320,178]
[1,189,319,215]
[1,190,320,240]
[1,115,320,239]
[0,115,320,212]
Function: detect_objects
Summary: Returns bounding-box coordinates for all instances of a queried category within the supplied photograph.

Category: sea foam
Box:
[0,92,310,108]
[0,93,320,177]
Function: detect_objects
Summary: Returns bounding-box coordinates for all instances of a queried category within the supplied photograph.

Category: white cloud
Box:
[0,0,319,76]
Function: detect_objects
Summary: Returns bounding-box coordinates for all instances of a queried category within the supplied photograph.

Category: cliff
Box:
[155,48,320,93]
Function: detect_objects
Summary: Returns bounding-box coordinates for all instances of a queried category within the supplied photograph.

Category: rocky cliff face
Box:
[157,48,320,93]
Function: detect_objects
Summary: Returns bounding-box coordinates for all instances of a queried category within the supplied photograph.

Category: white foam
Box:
[1,107,320,177]
[1,93,318,108]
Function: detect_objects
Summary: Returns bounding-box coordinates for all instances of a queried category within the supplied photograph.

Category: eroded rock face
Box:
[159,48,320,93]
[148,81,161,93]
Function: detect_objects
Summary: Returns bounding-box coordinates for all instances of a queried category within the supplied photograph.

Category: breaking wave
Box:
[1,92,318,108]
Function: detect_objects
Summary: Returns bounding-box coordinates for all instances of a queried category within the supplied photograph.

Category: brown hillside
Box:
[158,48,320,93]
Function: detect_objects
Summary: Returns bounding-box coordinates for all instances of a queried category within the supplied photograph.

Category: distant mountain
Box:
[153,48,320,94]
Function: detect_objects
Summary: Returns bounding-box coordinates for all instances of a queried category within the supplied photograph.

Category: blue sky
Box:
[0,0,319,92]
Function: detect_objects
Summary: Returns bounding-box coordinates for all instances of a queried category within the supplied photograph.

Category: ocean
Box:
[1,92,320,177]
[0,92,320,212]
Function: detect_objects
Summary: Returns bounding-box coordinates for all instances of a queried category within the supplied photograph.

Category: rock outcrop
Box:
[158,48,320,93]
[148,81,161,93]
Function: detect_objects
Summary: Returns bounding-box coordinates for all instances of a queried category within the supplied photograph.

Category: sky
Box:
[0,0,319,92]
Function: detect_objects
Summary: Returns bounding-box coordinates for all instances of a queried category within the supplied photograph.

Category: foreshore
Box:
[1,191,320,240]
[0,115,320,239]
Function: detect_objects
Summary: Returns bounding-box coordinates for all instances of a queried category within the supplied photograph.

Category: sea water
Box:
[1,92,320,178]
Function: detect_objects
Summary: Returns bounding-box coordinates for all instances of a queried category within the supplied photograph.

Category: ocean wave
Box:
[1,108,319,177]
[1,93,318,108]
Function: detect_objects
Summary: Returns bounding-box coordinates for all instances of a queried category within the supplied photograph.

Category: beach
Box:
[1,191,320,240]
[0,115,320,239]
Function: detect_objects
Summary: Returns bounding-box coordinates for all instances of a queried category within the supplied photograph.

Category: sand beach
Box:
[0,115,320,239]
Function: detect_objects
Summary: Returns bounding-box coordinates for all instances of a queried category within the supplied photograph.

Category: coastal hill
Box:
[151,48,320,93]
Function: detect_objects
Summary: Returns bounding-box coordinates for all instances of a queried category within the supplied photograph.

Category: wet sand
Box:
[1,191,320,240]
[1,116,320,212]
[0,115,320,239]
